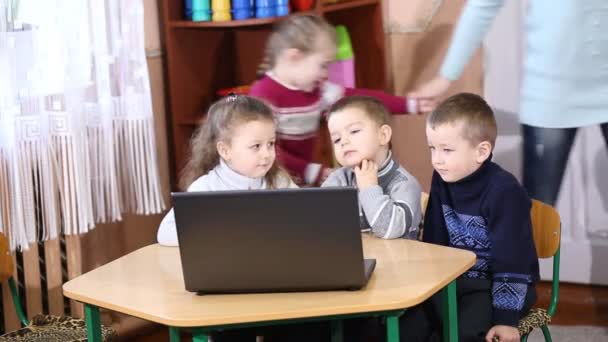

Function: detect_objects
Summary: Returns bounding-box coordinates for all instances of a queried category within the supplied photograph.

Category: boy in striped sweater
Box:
[322,96,422,240]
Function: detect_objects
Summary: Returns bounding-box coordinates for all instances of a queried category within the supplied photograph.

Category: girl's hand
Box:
[354,160,378,190]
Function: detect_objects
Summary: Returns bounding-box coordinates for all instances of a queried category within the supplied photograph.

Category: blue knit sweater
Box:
[423,159,540,326]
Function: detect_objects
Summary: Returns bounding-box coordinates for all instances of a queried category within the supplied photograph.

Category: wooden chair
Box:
[517,199,561,342]
[418,192,430,241]
[0,232,117,341]
[421,192,429,214]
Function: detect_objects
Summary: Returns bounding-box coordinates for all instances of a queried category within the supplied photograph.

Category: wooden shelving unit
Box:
[160,0,387,188]
[169,16,285,28]
[322,0,379,13]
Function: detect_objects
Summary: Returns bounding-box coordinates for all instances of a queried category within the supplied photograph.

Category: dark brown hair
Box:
[179,95,286,190]
[327,95,391,126]
[427,92,497,147]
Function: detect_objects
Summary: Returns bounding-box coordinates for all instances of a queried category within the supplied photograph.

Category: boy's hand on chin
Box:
[354,160,378,190]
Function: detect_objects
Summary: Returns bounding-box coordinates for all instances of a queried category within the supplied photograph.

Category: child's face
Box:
[328,107,391,168]
[426,120,490,183]
[289,34,336,91]
[218,119,277,179]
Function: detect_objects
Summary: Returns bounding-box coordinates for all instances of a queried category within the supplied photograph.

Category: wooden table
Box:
[63,234,475,342]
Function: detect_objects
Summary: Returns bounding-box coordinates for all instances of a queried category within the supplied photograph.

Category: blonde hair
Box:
[179,95,286,190]
[427,92,497,147]
[257,13,336,77]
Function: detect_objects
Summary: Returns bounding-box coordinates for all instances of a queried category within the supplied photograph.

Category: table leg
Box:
[192,328,210,342]
[330,319,344,342]
[169,327,181,342]
[386,313,400,342]
[84,304,102,342]
[442,280,458,342]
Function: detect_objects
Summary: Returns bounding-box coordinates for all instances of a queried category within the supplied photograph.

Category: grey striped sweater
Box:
[322,152,422,240]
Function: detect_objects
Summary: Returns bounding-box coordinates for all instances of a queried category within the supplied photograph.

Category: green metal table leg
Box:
[192,328,210,342]
[442,280,458,342]
[330,319,344,342]
[386,314,400,342]
[84,304,102,342]
[169,327,181,342]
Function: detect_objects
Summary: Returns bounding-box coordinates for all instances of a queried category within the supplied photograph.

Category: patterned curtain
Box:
[0,0,165,250]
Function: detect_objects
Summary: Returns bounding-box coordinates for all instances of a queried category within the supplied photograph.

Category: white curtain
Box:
[0,0,165,250]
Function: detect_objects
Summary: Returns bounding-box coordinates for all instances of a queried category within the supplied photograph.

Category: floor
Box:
[535,281,608,325]
[527,325,608,342]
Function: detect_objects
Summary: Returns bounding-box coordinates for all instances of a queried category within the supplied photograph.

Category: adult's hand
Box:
[408,76,453,103]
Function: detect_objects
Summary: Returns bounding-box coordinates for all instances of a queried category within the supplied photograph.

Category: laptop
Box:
[172,187,376,294]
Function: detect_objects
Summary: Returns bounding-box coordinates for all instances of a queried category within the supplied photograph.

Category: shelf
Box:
[322,0,380,13]
[167,1,380,29]
[170,16,287,29]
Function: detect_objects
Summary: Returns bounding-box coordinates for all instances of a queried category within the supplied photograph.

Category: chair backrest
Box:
[530,199,561,258]
[0,232,14,282]
[421,192,429,214]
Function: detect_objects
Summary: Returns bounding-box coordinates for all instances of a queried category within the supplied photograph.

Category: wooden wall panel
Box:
[384,0,483,191]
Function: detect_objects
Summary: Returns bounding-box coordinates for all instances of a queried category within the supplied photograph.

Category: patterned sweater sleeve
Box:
[358,176,422,240]
[156,177,210,246]
[486,183,536,326]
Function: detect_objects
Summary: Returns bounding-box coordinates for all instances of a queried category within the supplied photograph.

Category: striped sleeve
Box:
[358,180,421,239]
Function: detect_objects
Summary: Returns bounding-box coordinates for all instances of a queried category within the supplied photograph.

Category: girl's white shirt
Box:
[157,160,296,246]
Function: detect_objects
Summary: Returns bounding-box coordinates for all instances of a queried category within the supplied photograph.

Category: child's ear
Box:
[217,141,230,161]
[379,124,392,146]
[476,141,492,163]
[285,48,304,63]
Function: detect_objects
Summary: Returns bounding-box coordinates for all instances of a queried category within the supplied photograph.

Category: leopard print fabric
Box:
[0,314,117,341]
[518,308,551,337]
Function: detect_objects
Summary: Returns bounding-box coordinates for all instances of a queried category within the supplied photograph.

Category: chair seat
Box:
[0,314,117,341]
[518,308,552,336]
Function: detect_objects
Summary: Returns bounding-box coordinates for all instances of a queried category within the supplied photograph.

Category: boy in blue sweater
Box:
[401,93,539,342]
